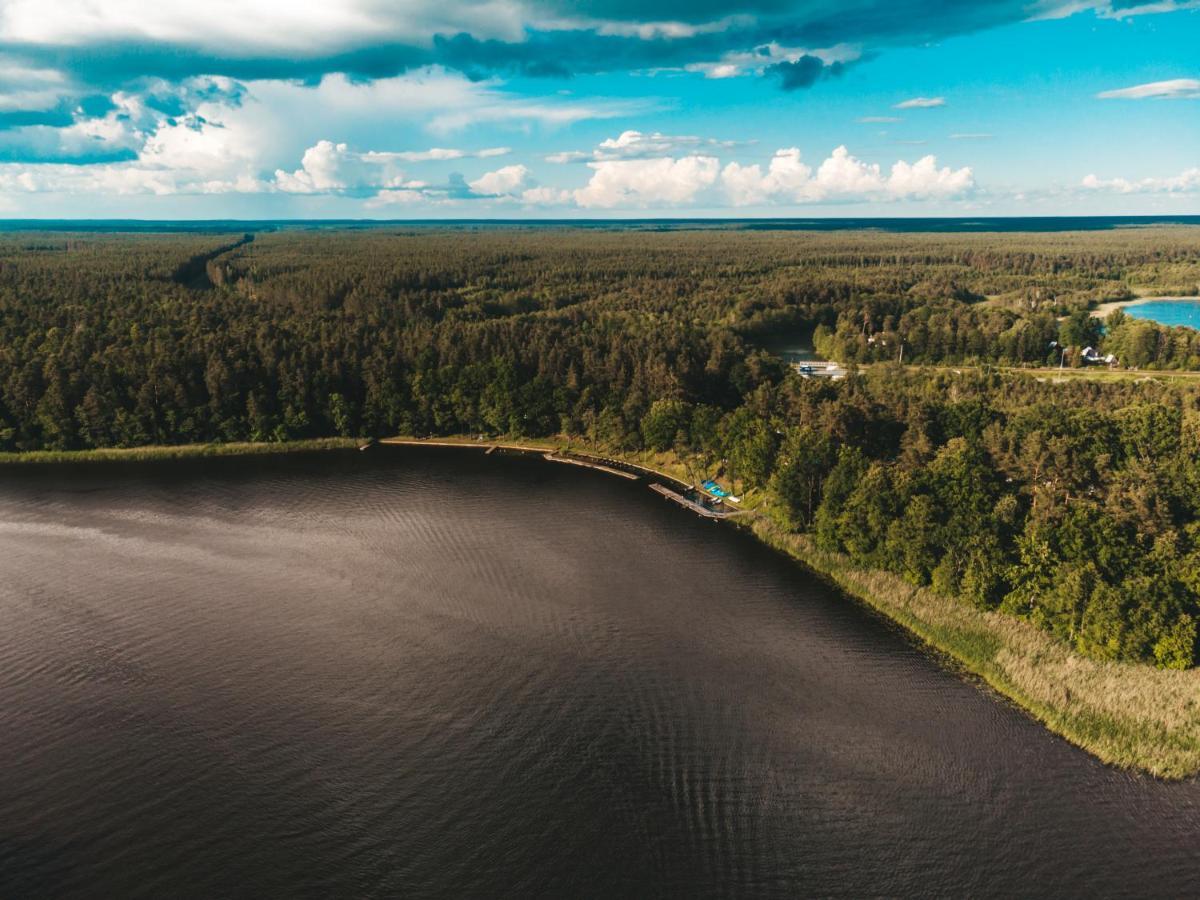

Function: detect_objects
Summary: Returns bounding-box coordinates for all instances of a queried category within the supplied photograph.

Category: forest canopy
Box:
[2,225,1200,668]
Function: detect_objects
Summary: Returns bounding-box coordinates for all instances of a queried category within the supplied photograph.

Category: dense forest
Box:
[3,225,1200,668]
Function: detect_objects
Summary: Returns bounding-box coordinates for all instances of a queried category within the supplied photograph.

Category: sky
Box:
[0,0,1197,218]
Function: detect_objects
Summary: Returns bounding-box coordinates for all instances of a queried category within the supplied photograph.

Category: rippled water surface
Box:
[2,448,1198,897]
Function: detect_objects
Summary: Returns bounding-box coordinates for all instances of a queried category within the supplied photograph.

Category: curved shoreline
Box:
[381,438,1200,779]
[1,433,1197,778]
[378,436,695,489]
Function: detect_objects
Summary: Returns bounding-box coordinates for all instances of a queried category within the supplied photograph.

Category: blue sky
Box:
[0,0,1197,217]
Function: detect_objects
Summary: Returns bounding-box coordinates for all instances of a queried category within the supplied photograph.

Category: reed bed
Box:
[0,437,359,464]
[753,521,1200,779]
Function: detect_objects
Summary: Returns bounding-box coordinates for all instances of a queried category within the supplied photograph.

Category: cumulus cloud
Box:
[1081,168,1200,193]
[722,146,973,204]
[277,139,525,197]
[468,164,531,196]
[0,66,641,205]
[894,96,946,109]
[274,140,409,194]
[1097,78,1200,100]
[573,156,720,208]
[721,148,814,205]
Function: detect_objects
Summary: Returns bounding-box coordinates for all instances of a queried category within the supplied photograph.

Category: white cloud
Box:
[1097,78,1200,100]
[1081,168,1200,193]
[390,146,511,161]
[0,57,70,111]
[546,130,745,165]
[885,154,974,197]
[0,160,267,195]
[520,186,572,205]
[578,14,751,40]
[468,164,530,196]
[274,140,409,193]
[722,146,973,204]
[0,65,636,205]
[1092,0,1200,18]
[429,97,642,133]
[0,0,529,53]
[594,130,743,159]
[858,116,901,123]
[894,96,946,109]
[949,133,993,140]
[544,150,590,164]
[682,41,861,80]
[704,63,742,79]
[722,148,814,205]
[573,156,720,208]
[365,189,427,208]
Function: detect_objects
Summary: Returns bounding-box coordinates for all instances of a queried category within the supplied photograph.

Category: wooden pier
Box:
[649,483,737,519]
[543,452,639,480]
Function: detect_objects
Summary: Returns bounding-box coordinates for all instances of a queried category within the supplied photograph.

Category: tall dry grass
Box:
[753,520,1200,779]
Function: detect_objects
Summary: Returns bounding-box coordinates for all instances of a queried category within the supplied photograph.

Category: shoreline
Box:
[0,437,360,464]
[378,436,695,489]
[384,438,1200,779]
[749,522,1200,780]
[3,432,1197,778]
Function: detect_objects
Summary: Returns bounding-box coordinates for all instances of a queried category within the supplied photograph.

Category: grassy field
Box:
[0,437,361,464]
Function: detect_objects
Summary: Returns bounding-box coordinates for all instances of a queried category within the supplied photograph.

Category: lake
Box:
[2,448,1198,897]
[757,328,822,365]
[1119,298,1200,329]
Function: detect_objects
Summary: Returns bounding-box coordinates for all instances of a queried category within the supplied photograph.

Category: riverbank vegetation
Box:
[753,520,1200,778]
[0,437,358,464]
[2,225,1200,771]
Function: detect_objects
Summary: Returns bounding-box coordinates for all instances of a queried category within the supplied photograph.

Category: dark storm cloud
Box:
[0,0,1184,107]
[768,54,828,90]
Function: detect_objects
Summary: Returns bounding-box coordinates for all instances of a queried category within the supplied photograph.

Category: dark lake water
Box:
[756,327,822,365]
[2,448,1198,897]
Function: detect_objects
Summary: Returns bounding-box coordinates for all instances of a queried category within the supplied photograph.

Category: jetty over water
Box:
[378,437,740,520]
[649,483,739,519]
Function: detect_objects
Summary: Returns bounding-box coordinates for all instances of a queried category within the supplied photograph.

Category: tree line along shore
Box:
[2,226,1200,774]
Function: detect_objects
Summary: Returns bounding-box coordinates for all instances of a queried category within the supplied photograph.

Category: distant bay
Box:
[1123,298,1200,329]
